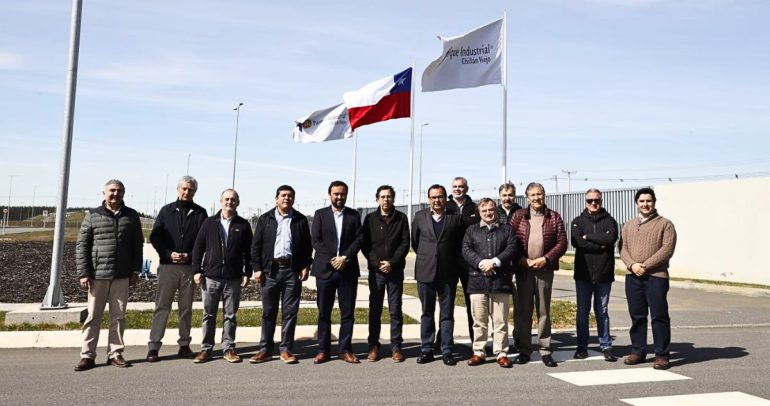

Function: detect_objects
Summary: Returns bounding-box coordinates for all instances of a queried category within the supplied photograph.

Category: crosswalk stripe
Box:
[548,369,691,386]
[620,391,770,405]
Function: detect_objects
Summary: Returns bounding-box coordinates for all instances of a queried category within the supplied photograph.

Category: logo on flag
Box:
[292,103,353,144]
[342,68,412,130]
[421,18,503,92]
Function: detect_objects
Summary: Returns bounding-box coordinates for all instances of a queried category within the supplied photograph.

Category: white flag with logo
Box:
[292,103,353,143]
[421,18,503,92]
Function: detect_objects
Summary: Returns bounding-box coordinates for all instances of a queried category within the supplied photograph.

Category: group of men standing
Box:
[73,176,676,372]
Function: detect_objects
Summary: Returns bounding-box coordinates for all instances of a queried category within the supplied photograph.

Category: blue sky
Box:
[1,0,768,216]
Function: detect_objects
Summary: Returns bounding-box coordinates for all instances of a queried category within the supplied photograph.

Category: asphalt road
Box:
[1,326,768,405]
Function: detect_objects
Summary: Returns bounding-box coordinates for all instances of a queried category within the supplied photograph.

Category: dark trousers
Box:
[259,264,301,353]
[625,274,670,357]
[418,277,457,355]
[316,272,358,354]
[368,271,404,351]
[436,269,473,346]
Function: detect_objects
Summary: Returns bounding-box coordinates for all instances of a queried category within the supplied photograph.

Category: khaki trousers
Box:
[148,264,195,350]
[80,278,129,360]
[515,269,554,356]
[470,292,510,357]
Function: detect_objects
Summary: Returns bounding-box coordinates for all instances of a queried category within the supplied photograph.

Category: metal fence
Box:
[356,187,642,254]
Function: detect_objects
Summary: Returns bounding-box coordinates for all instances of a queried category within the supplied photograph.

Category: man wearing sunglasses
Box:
[570,189,619,362]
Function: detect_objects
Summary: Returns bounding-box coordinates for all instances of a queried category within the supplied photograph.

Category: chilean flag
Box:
[342,68,411,130]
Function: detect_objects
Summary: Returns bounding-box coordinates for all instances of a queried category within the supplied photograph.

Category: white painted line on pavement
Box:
[548,369,691,386]
[620,391,770,405]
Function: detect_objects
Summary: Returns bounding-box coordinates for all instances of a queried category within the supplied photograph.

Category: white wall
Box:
[655,177,770,285]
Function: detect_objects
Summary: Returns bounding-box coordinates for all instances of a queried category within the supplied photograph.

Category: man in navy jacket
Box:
[311,181,362,364]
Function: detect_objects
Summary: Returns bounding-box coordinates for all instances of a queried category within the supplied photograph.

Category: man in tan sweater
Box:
[620,187,677,370]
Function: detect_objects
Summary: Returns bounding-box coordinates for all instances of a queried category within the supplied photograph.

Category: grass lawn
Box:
[0,308,418,331]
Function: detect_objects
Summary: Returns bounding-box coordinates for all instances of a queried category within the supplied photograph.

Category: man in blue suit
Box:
[411,184,466,366]
[311,180,362,364]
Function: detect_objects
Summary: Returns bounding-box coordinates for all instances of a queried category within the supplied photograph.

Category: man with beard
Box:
[311,181,362,364]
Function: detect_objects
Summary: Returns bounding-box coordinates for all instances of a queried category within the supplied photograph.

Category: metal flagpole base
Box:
[41,284,68,310]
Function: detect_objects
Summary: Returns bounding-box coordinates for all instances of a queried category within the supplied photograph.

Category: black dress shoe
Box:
[416,352,434,364]
[603,348,618,362]
[513,354,530,364]
[573,347,588,359]
[542,354,558,367]
[442,353,457,366]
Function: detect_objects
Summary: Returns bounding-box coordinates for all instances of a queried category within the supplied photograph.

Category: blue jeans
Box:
[201,277,241,352]
[260,264,302,353]
[368,271,404,351]
[625,274,670,357]
[575,280,613,350]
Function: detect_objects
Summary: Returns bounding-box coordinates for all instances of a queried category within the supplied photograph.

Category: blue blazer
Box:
[310,206,362,280]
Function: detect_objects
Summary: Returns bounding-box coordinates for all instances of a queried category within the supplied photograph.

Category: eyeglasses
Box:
[585,199,602,205]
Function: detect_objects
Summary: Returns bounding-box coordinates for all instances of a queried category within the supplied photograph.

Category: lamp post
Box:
[231,102,244,188]
[418,123,429,200]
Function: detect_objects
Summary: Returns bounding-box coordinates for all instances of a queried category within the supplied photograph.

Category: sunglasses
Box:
[586,199,602,205]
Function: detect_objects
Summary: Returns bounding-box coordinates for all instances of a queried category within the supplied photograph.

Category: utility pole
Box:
[562,169,577,193]
[552,175,558,193]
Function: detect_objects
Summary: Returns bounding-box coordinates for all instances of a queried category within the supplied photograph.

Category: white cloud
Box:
[0,51,22,69]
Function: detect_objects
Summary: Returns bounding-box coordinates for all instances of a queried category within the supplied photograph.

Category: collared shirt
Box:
[332,206,344,256]
[274,208,293,259]
[220,216,232,247]
[431,209,445,222]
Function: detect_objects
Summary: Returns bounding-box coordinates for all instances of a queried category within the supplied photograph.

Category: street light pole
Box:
[562,169,577,193]
[231,102,244,189]
[2,175,12,234]
[418,123,429,200]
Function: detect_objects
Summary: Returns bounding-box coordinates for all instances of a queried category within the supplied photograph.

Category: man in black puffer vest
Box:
[571,188,619,362]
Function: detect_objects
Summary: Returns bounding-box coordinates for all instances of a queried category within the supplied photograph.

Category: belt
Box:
[273,258,292,266]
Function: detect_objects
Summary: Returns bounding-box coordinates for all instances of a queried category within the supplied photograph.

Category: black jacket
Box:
[361,209,410,277]
[310,206,362,280]
[149,200,208,264]
[462,222,519,293]
[571,208,618,284]
[411,209,465,283]
[192,211,253,280]
[446,194,478,226]
[251,208,312,273]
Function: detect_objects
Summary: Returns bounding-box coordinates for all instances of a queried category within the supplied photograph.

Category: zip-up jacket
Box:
[76,203,143,279]
[571,208,618,284]
[192,210,253,280]
[509,206,567,271]
[360,209,410,276]
[461,222,519,293]
[250,208,312,273]
[447,194,478,226]
[149,200,208,264]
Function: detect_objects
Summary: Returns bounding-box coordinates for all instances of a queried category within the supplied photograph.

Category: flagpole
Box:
[501,11,508,185]
[352,130,358,208]
[407,64,416,227]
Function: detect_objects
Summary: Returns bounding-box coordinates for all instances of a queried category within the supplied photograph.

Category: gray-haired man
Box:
[147,176,208,362]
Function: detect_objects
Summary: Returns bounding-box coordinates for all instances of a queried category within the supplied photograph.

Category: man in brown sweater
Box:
[620,187,677,370]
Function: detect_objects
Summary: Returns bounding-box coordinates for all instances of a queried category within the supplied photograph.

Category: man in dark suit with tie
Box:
[311,180,362,364]
[411,184,466,366]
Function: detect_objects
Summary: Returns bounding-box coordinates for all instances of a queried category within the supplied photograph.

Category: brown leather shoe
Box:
[223,349,241,363]
[367,346,380,362]
[497,356,513,368]
[653,356,670,370]
[624,353,646,365]
[313,352,330,364]
[391,349,405,363]
[280,351,298,364]
[249,350,271,364]
[467,354,485,366]
[178,345,195,359]
[147,349,160,363]
[107,354,130,368]
[339,352,360,364]
[74,357,95,371]
[193,351,211,364]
